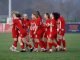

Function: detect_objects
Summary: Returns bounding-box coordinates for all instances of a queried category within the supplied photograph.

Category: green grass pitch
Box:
[0,33,80,60]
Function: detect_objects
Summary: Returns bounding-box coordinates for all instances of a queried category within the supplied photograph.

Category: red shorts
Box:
[19,29,27,38]
[12,28,19,38]
[44,32,47,38]
[30,30,35,38]
[54,34,57,40]
[58,31,65,36]
[47,31,57,40]
[42,27,47,38]
[35,29,43,39]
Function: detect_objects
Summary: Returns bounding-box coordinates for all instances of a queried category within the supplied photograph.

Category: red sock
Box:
[40,40,45,48]
[44,42,47,49]
[28,44,32,48]
[48,42,53,49]
[13,41,18,47]
[32,39,35,46]
[62,40,66,48]
[26,43,32,48]
[52,42,57,47]
[21,42,25,49]
[39,40,43,48]
[34,42,38,48]
[26,43,28,47]
[58,39,62,46]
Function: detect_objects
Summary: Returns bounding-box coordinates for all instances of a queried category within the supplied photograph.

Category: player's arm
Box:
[16,20,23,30]
[34,23,38,34]
[50,22,54,32]
[46,21,50,27]
[28,21,31,30]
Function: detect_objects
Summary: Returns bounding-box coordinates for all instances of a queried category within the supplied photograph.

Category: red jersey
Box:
[34,18,43,39]
[30,17,42,31]
[30,20,36,31]
[57,16,65,31]
[13,18,27,38]
[29,20,35,38]
[13,19,23,29]
[37,17,43,28]
[12,18,19,38]
[37,17,42,22]
[46,19,57,33]
[45,19,50,32]
[34,17,43,31]
[45,19,57,39]
[51,19,57,33]
[22,19,30,30]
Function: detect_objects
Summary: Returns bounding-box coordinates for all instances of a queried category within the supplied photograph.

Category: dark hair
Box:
[15,13,21,18]
[32,11,39,18]
[36,11,41,17]
[12,11,21,18]
[52,12,60,20]
[45,13,50,19]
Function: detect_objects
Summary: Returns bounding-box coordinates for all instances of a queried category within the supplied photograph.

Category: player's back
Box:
[22,19,30,29]
[58,16,65,29]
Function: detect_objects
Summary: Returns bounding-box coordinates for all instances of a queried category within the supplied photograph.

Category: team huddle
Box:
[10,11,66,53]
